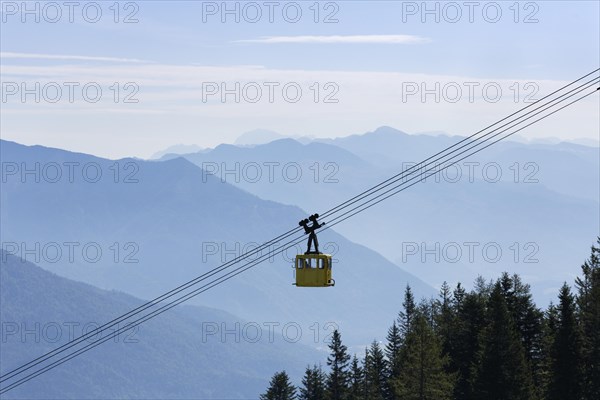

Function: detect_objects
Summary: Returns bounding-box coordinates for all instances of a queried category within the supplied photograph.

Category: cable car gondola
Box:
[294,214,334,287]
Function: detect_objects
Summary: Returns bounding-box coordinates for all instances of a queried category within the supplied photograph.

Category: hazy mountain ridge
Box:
[153,128,600,304]
[2,129,597,397]
[0,250,319,399]
[150,144,205,160]
[1,139,434,350]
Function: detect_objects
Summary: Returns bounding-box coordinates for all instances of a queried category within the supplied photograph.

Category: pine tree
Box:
[547,283,583,400]
[326,330,351,400]
[361,348,369,399]
[393,311,454,400]
[363,340,387,400]
[453,282,466,309]
[576,238,600,400]
[473,275,492,298]
[435,282,456,363]
[299,365,326,400]
[474,282,535,400]
[539,302,559,397]
[399,285,416,337]
[261,371,297,400]
[452,289,486,400]
[348,355,364,400]
[385,322,402,399]
[498,273,545,398]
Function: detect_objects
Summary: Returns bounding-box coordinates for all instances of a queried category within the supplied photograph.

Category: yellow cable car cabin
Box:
[295,253,335,287]
[294,213,335,287]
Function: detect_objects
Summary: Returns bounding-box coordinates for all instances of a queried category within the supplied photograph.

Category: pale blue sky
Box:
[1,1,599,158]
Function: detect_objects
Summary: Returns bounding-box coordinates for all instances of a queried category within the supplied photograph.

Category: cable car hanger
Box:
[295,214,334,287]
[299,213,325,254]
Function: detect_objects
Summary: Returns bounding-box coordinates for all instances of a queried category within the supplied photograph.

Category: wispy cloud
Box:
[0,52,149,63]
[233,35,431,44]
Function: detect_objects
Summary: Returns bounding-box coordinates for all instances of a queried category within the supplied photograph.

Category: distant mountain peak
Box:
[150,144,204,160]
[259,137,302,148]
[371,126,409,136]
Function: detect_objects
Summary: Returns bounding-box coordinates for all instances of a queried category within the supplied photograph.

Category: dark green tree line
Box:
[261,238,600,400]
